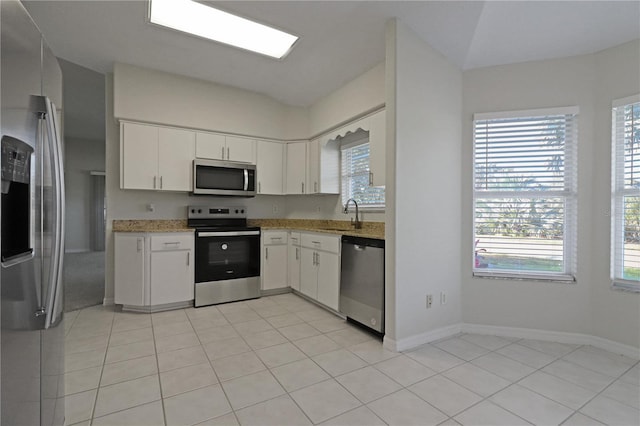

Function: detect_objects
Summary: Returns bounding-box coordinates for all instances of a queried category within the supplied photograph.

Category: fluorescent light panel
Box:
[149,0,298,59]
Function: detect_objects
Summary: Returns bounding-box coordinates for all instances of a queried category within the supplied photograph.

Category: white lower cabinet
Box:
[115,232,194,311]
[299,233,341,311]
[261,231,288,291]
[114,233,146,306]
[288,232,301,291]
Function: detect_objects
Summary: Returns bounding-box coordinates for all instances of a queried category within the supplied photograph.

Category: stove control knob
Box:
[235,209,239,214]
[221,243,228,250]
[191,209,195,213]
[198,209,202,214]
[241,209,245,214]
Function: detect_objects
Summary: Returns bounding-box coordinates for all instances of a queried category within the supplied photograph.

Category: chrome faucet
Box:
[343,198,362,229]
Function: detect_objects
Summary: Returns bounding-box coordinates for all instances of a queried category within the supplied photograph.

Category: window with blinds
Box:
[612,96,640,292]
[341,137,385,209]
[473,107,578,280]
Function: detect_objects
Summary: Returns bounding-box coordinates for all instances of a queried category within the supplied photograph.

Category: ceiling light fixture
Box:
[148,0,298,59]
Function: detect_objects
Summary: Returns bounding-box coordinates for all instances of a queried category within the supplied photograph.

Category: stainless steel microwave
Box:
[193,159,256,197]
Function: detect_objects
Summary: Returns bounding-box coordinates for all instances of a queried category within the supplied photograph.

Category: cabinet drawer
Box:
[301,233,340,254]
[263,231,288,245]
[289,232,301,246]
[150,234,193,251]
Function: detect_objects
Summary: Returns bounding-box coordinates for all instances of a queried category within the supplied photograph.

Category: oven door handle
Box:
[243,169,249,191]
[198,230,261,237]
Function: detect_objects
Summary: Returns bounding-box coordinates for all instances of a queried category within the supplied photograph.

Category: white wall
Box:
[64,137,105,251]
[309,62,385,137]
[385,19,462,348]
[461,41,640,349]
[59,59,105,252]
[591,41,640,347]
[113,62,309,140]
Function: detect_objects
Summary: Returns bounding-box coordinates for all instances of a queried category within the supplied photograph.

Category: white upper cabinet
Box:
[367,110,386,187]
[226,136,256,163]
[121,122,194,192]
[307,137,340,195]
[286,141,307,194]
[256,140,284,195]
[195,132,225,160]
[121,122,158,190]
[158,127,195,191]
[196,132,255,164]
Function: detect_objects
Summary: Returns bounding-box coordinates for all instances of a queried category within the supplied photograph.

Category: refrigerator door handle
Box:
[42,97,65,329]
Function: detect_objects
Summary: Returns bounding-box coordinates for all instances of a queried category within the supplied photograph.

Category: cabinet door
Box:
[316,251,340,311]
[150,250,193,305]
[226,136,256,163]
[196,132,225,160]
[158,127,195,191]
[262,244,288,290]
[299,248,317,299]
[121,122,158,190]
[286,142,307,194]
[306,139,320,194]
[114,234,146,306]
[368,110,385,187]
[288,244,301,291]
[256,140,284,195]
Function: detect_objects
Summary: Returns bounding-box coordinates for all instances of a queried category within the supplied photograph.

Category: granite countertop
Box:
[112,218,384,239]
[248,219,385,240]
[113,220,193,233]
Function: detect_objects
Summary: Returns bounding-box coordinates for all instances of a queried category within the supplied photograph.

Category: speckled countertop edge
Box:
[249,219,385,240]
[113,218,384,239]
[113,219,193,233]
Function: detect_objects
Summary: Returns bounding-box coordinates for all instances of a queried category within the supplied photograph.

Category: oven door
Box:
[194,230,260,283]
[193,159,256,196]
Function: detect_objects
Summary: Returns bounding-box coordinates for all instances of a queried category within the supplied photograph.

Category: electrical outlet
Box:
[426,294,433,309]
[440,291,447,305]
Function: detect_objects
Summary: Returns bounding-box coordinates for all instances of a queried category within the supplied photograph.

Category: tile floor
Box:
[63,293,640,426]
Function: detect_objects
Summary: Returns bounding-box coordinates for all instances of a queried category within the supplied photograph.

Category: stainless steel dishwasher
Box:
[340,236,385,334]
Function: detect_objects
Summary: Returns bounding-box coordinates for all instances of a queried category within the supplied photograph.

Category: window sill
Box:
[473,270,576,283]
[611,280,640,293]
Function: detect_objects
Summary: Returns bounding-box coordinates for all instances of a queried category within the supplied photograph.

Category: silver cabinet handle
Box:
[270,237,282,242]
[258,182,261,193]
[222,146,225,159]
[187,252,190,266]
[369,171,373,186]
[154,176,157,189]
[160,176,163,189]
[316,252,320,266]
[265,247,269,260]
[296,247,299,260]
[164,241,180,246]
[137,238,143,252]
[301,182,305,193]
[314,182,318,192]
[227,147,230,160]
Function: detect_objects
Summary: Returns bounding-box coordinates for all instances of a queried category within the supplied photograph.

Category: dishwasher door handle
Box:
[354,245,366,251]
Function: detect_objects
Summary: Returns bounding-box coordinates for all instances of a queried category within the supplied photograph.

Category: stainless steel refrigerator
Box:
[1,1,65,425]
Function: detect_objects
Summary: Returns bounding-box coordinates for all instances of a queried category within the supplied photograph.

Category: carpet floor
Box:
[64,251,105,312]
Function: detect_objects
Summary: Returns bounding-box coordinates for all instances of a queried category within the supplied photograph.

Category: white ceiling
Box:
[23,1,640,107]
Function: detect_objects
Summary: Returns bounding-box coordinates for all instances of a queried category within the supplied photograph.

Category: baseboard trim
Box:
[384,324,462,352]
[103,297,115,306]
[460,323,640,360]
[383,322,639,359]
[261,287,292,297]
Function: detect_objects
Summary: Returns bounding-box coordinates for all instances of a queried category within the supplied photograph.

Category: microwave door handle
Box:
[243,169,249,191]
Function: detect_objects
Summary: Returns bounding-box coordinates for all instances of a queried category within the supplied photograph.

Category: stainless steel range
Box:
[188,206,261,307]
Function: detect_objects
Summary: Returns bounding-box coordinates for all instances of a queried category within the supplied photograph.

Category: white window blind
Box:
[611,96,640,292]
[473,107,578,280]
[341,135,385,209]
